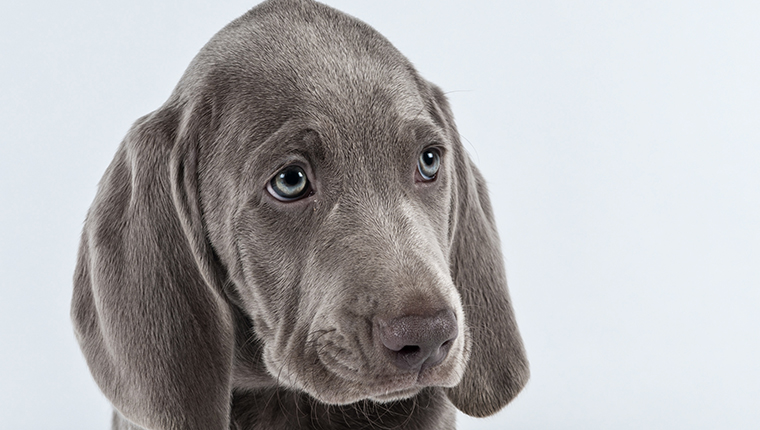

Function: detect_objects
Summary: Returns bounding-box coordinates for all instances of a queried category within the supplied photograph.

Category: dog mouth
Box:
[263,305,469,405]
[314,358,427,404]
[306,336,462,404]
[257,319,469,407]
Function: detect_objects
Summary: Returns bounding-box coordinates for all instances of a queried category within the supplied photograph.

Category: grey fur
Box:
[71,0,529,428]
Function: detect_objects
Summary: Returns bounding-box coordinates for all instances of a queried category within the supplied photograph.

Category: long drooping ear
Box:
[428,86,530,417]
[71,103,234,429]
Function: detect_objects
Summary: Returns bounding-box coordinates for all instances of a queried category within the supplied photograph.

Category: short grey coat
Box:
[71,1,529,428]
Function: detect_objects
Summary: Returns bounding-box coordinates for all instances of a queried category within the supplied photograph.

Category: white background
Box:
[2,1,759,428]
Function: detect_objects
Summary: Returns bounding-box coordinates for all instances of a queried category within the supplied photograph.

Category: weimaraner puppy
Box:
[71,0,529,428]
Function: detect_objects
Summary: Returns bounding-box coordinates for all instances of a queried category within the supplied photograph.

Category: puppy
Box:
[72,1,528,428]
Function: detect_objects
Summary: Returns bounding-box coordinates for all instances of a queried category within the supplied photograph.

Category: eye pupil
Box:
[423,152,435,165]
[269,166,309,200]
[281,169,303,186]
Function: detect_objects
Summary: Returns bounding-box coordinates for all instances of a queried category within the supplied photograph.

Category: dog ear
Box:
[426,85,530,417]
[71,102,235,429]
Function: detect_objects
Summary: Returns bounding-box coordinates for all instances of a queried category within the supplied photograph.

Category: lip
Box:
[316,351,463,404]
[314,351,421,394]
[368,386,422,403]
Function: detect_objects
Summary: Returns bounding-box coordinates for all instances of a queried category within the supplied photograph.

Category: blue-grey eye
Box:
[418,148,441,181]
[268,165,310,201]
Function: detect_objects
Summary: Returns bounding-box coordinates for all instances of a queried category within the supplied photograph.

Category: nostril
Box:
[398,345,420,355]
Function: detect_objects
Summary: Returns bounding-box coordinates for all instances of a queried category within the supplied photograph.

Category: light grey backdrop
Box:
[1,1,758,429]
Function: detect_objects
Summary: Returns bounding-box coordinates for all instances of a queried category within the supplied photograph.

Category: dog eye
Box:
[417,148,441,181]
[268,165,310,201]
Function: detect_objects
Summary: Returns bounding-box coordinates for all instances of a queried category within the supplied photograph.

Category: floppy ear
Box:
[430,87,530,417]
[71,103,235,429]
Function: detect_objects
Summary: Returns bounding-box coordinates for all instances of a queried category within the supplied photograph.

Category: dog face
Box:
[185,2,473,404]
[72,1,528,428]
[216,82,466,405]
[230,117,468,404]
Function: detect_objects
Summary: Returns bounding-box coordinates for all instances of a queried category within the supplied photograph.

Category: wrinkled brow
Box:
[238,123,328,186]
[405,119,451,150]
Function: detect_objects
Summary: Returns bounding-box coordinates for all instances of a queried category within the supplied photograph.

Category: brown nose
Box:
[377,309,458,372]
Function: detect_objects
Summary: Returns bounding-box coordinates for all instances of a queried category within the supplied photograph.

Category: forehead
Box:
[189,0,454,177]
[303,79,431,154]
[251,8,427,122]
[210,6,439,147]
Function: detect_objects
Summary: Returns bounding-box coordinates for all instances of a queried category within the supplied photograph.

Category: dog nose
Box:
[377,309,458,372]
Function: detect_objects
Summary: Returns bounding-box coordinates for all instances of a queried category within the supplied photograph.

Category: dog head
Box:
[72,1,528,428]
